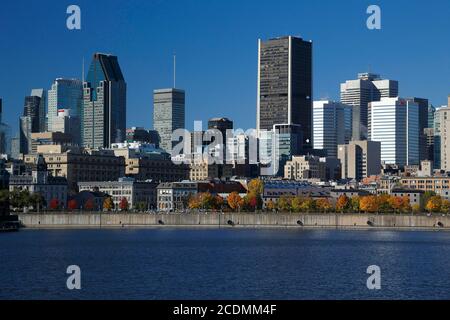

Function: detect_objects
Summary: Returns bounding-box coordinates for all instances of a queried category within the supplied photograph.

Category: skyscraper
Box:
[407,97,429,162]
[0,98,11,155]
[257,36,313,146]
[338,140,381,180]
[47,78,83,133]
[368,97,419,166]
[20,96,42,154]
[341,73,398,141]
[153,88,185,153]
[313,100,352,158]
[82,53,126,149]
[30,89,47,132]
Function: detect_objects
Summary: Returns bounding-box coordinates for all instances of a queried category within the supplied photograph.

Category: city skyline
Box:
[1,0,449,134]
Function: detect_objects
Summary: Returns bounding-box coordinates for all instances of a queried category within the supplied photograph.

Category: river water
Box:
[1,228,449,300]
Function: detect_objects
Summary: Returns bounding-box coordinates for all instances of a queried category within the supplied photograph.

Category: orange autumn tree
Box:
[227,192,243,212]
[316,198,333,213]
[336,195,350,213]
[67,199,78,210]
[360,196,379,213]
[426,196,442,213]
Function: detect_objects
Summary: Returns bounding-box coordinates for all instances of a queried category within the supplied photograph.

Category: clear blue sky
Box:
[1,0,449,134]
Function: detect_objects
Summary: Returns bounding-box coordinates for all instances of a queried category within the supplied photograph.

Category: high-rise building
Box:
[47,78,83,133]
[340,73,398,140]
[313,100,352,158]
[30,89,47,132]
[428,105,436,129]
[126,127,160,147]
[407,97,429,162]
[207,117,233,163]
[435,106,450,171]
[257,36,313,147]
[82,53,126,149]
[153,88,185,153]
[368,97,419,166]
[20,96,42,154]
[338,140,381,180]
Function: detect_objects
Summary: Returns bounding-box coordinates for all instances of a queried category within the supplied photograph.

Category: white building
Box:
[313,100,352,158]
[78,177,158,210]
[369,97,419,166]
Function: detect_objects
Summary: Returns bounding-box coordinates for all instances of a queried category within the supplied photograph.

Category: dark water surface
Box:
[1,228,450,300]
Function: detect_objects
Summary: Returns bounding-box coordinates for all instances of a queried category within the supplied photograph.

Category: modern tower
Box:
[30,89,47,132]
[0,98,11,155]
[20,96,42,154]
[257,36,313,147]
[47,78,83,133]
[341,73,398,141]
[313,100,352,158]
[407,97,429,162]
[368,97,419,166]
[153,88,185,154]
[82,53,126,149]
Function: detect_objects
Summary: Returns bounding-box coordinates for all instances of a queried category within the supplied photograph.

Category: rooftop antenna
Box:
[173,53,176,88]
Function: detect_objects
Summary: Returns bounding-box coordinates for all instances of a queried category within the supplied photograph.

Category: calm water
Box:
[1,228,450,300]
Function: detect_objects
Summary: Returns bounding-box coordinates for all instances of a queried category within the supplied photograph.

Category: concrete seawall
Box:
[17,213,450,230]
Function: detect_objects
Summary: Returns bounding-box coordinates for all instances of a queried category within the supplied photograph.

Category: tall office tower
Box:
[257,36,313,147]
[30,89,47,132]
[340,73,398,141]
[368,97,419,166]
[407,98,429,162]
[434,107,450,171]
[153,88,185,153]
[82,53,127,149]
[20,96,42,154]
[313,100,352,158]
[338,140,381,180]
[47,78,83,133]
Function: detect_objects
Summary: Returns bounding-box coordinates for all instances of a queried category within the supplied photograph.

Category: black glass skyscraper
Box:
[82,53,126,148]
[257,36,313,147]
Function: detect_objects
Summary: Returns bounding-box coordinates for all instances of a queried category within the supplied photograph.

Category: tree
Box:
[119,197,129,211]
[227,192,243,211]
[350,196,360,213]
[360,196,379,213]
[103,197,114,211]
[188,194,202,210]
[378,194,393,213]
[291,197,303,213]
[426,196,442,213]
[214,195,224,211]
[277,196,292,212]
[266,199,276,212]
[68,199,78,210]
[300,198,315,213]
[441,200,450,214]
[316,198,333,213]
[84,198,95,211]
[247,179,264,196]
[389,196,405,214]
[336,195,350,213]
[412,204,421,214]
[134,202,147,212]
[49,198,60,210]
[30,193,45,212]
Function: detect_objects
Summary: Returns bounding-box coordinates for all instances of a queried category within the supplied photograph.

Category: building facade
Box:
[82,53,127,149]
[257,36,313,147]
[78,178,158,210]
[313,100,352,158]
[47,78,83,133]
[338,140,381,181]
[369,97,419,166]
[153,88,185,154]
[340,73,398,140]
[157,181,198,212]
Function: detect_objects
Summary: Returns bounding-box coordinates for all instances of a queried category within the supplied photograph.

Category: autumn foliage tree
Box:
[426,196,442,213]
[360,196,379,213]
[49,198,59,210]
[84,198,95,211]
[67,199,78,210]
[227,192,243,212]
[316,198,333,213]
[103,197,114,211]
[336,195,350,213]
[119,197,129,211]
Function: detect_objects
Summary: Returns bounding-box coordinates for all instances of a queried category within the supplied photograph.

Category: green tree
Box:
[277,196,292,212]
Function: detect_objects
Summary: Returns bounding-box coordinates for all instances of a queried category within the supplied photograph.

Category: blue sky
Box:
[1,0,449,133]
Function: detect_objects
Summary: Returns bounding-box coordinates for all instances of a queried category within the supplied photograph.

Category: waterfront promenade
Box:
[17,212,450,230]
